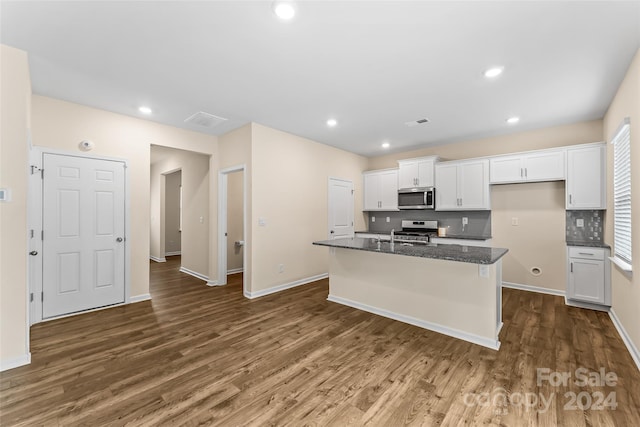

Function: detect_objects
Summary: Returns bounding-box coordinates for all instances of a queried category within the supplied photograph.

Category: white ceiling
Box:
[2,1,639,157]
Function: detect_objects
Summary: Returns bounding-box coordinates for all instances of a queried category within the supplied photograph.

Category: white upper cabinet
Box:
[435,159,490,210]
[397,156,438,189]
[490,149,565,184]
[363,169,398,211]
[566,144,606,209]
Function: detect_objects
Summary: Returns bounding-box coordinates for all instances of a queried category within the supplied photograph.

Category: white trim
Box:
[564,297,609,312]
[244,273,328,299]
[149,255,166,263]
[179,266,209,282]
[501,281,566,297]
[609,256,632,273]
[227,268,243,275]
[165,251,181,257]
[0,353,31,372]
[609,308,640,372]
[130,293,151,303]
[206,280,222,287]
[327,294,500,350]
[217,164,247,297]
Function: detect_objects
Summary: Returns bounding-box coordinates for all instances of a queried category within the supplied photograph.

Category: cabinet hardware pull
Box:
[525,168,528,178]
[520,168,523,177]
[571,262,573,273]
[569,194,572,204]
[578,252,594,256]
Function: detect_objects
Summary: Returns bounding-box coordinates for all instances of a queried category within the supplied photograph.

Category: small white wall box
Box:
[0,188,11,202]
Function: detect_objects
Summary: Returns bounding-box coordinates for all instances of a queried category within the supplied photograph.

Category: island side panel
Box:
[327,247,500,349]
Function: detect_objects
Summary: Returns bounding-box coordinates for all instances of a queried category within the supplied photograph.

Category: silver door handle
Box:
[116,237,123,242]
[330,230,335,234]
[29,251,38,256]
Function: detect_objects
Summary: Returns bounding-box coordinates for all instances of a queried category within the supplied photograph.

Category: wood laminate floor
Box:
[1,256,639,426]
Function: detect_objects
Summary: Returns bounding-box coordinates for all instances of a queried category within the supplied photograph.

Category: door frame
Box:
[28,147,131,325]
[327,177,354,239]
[216,165,247,295]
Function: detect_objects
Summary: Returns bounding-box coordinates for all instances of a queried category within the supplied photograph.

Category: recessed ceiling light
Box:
[484,66,504,78]
[506,116,520,124]
[326,118,337,127]
[273,1,295,20]
[381,142,390,149]
[139,106,152,114]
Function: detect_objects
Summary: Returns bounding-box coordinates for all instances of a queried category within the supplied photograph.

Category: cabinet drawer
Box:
[568,247,605,260]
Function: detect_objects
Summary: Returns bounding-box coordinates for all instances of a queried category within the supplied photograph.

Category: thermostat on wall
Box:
[0,188,11,202]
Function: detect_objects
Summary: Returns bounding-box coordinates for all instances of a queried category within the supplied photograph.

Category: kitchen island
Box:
[313,237,508,350]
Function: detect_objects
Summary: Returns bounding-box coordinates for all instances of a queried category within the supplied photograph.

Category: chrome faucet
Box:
[390,229,395,244]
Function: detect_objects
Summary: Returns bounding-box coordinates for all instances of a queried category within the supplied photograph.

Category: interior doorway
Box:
[164,170,182,258]
[217,165,247,294]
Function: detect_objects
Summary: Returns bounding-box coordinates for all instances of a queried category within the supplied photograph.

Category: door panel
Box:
[43,154,125,318]
[328,178,354,240]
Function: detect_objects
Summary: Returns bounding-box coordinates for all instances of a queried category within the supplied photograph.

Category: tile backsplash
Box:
[366,210,491,238]
[566,210,604,243]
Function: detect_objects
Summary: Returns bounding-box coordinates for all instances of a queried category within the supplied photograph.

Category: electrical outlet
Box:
[576,218,584,227]
[199,216,204,224]
[278,264,285,273]
[386,217,390,223]
[462,217,468,226]
[258,217,267,226]
[371,216,375,222]
[511,217,519,226]
[479,265,489,278]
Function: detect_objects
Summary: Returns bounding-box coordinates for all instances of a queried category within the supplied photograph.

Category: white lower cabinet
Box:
[566,246,611,308]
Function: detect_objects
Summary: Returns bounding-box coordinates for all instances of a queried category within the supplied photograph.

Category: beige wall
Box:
[251,123,368,292]
[368,120,603,170]
[603,49,640,360]
[227,171,244,271]
[165,170,182,254]
[368,120,603,293]
[0,45,32,367]
[31,96,217,297]
[150,148,209,276]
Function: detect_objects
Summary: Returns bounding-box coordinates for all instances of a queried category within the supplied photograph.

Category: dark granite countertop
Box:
[313,237,508,265]
[566,241,611,249]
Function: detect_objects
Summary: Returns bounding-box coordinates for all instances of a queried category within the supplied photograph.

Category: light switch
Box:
[0,188,11,202]
[258,217,267,226]
[576,218,584,227]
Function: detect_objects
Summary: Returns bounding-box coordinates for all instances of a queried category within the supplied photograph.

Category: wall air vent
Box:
[184,111,228,128]
[405,118,430,127]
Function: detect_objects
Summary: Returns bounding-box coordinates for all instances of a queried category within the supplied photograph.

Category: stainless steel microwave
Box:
[398,187,435,210]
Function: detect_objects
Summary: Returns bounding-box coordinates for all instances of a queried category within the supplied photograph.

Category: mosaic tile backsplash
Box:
[566,210,604,243]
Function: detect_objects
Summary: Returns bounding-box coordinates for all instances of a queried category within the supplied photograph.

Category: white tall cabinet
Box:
[435,159,490,210]
[363,169,398,211]
[566,144,606,209]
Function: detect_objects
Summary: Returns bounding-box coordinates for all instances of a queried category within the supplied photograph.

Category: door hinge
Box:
[40,169,44,179]
[30,229,34,239]
[41,292,44,302]
[30,165,41,175]
[351,189,354,195]
[41,230,44,240]
[30,293,34,302]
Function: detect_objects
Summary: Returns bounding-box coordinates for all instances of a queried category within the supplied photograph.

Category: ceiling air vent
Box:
[405,118,430,127]
[184,111,228,129]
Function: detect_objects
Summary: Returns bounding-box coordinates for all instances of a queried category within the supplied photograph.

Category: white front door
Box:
[328,178,354,240]
[42,154,126,318]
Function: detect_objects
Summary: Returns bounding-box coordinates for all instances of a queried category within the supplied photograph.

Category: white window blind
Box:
[613,118,631,265]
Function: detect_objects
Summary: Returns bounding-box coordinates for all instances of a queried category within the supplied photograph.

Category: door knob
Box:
[29,251,38,256]
[116,237,123,242]
[330,230,335,234]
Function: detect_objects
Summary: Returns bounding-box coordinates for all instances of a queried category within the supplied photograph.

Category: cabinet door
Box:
[398,161,418,189]
[490,155,523,184]
[363,173,381,211]
[567,146,605,209]
[569,258,605,304]
[379,170,398,210]
[459,160,490,210]
[417,159,434,188]
[435,164,459,210]
[524,150,565,182]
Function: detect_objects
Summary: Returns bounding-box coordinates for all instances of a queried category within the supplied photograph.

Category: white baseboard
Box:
[327,294,500,351]
[0,353,31,372]
[227,268,243,275]
[501,281,565,297]
[130,293,151,303]
[150,255,166,263]
[564,297,609,312]
[609,308,640,372]
[244,273,328,299]
[206,280,222,287]
[179,266,208,282]
[165,251,181,257]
